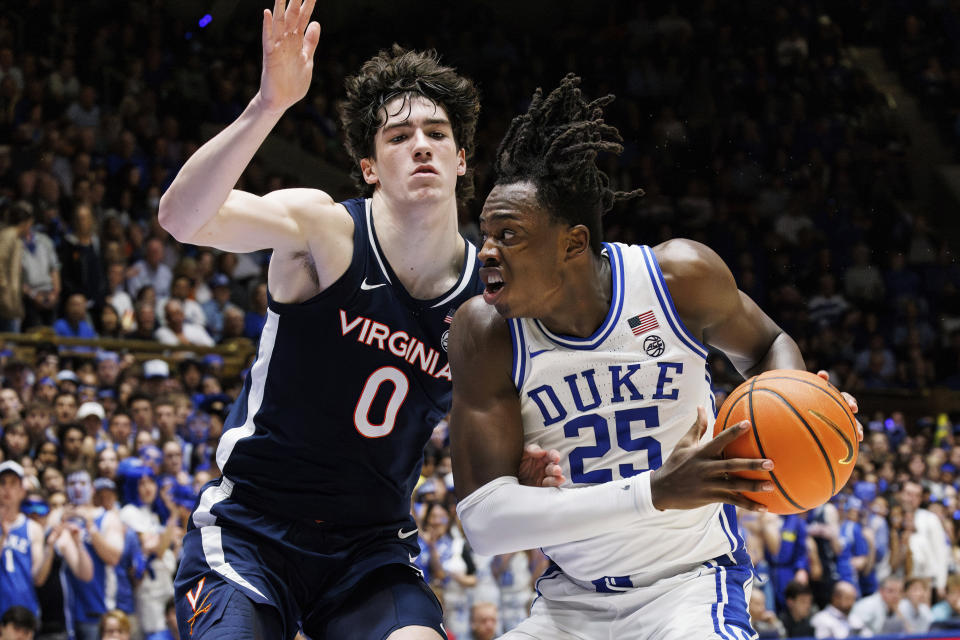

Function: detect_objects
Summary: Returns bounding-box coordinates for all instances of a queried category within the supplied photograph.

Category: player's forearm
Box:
[159,93,284,243]
[743,331,805,379]
[457,474,656,556]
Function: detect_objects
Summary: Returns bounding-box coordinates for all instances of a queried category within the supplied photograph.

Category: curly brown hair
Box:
[339,45,480,205]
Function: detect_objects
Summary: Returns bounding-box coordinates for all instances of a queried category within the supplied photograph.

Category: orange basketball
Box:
[712,369,859,515]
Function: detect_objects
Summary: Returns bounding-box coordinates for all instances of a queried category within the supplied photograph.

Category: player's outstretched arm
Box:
[159,0,324,253]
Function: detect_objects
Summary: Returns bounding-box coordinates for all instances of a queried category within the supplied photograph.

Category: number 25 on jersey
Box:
[565,406,662,484]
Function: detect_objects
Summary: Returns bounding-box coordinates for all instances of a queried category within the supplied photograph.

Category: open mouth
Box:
[413,166,437,175]
[481,269,504,298]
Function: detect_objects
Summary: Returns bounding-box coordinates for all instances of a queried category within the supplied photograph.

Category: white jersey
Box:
[508,243,743,585]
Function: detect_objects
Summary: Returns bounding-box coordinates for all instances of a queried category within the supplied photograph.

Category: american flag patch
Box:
[627,310,659,336]
[444,308,456,324]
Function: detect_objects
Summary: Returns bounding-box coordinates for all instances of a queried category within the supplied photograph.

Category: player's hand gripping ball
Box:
[713,370,859,514]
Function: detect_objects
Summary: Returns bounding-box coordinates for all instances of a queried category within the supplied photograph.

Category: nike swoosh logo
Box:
[528,347,555,358]
[808,409,855,465]
[409,553,419,563]
[361,278,387,290]
[398,528,418,539]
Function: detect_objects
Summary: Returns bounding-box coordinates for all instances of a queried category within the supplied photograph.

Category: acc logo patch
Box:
[643,335,665,357]
[441,330,449,352]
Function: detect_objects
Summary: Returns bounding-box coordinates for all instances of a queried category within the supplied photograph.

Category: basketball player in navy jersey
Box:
[448,75,862,639]
[159,2,559,638]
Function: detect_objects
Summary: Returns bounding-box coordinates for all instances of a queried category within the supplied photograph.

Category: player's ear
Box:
[564,225,591,262]
[360,158,378,185]
[456,148,466,176]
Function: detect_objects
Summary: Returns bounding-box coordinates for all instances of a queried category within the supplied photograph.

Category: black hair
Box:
[784,580,812,600]
[54,390,77,403]
[339,45,480,205]
[8,202,34,225]
[493,74,643,254]
[109,409,131,424]
[1,605,37,631]
[127,392,152,407]
[57,422,84,444]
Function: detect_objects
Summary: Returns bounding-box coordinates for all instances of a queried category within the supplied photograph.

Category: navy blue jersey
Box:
[217,198,482,526]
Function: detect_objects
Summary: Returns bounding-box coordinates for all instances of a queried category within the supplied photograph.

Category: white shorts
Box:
[500,550,757,640]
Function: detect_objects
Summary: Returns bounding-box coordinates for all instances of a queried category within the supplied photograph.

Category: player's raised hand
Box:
[816,369,863,441]
[260,0,321,113]
[517,444,566,488]
[650,406,774,512]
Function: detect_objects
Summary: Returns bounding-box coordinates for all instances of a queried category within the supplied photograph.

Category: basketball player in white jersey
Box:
[448,75,861,639]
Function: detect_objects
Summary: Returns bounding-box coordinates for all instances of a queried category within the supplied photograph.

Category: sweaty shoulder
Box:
[652,238,738,335]
[266,188,357,302]
[448,297,513,377]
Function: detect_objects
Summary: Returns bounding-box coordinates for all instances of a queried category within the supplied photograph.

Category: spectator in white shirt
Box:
[901,480,950,598]
[154,299,214,348]
[851,576,908,635]
[65,85,101,128]
[899,577,933,633]
[126,238,172,300]
[811,581,873,638]
[159,274,206,328]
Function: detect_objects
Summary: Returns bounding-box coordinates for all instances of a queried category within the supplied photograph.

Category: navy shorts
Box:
[174,479,445,640]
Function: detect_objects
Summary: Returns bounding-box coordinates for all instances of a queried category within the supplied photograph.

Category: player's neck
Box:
[539,252,612,338]
[371,191,464,299]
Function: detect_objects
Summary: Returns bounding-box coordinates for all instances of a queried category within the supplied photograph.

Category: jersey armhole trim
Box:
[266,198,369,313]
[431,240,478,309]
[508,318,527,391]
[532,242,625,350]
[639,245,709,360]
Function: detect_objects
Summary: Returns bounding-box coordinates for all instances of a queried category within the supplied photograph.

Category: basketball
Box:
[713,369,859,515]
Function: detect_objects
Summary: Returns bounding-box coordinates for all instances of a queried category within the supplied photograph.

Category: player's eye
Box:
[389,135,406,143]
[430,131,446,139]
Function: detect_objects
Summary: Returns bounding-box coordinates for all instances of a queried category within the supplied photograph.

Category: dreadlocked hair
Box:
[339,45,480,205]
[494,74,643,254]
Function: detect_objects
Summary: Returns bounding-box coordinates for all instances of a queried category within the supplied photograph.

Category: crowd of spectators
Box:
[876,0,960,159]
[1,1,960,639]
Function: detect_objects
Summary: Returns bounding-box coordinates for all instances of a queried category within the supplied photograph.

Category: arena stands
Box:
[1,1,959,638]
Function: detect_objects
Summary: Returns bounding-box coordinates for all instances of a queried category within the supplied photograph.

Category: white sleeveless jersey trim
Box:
[509,318,528,390]
[216,310,279,471]
[509,242,736,584]
[431,240,477,309]
[192,477,269,600]
[365,198,478,308]
[532,243,626,350]
[365,199,392,284]
[639,244,709,360]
